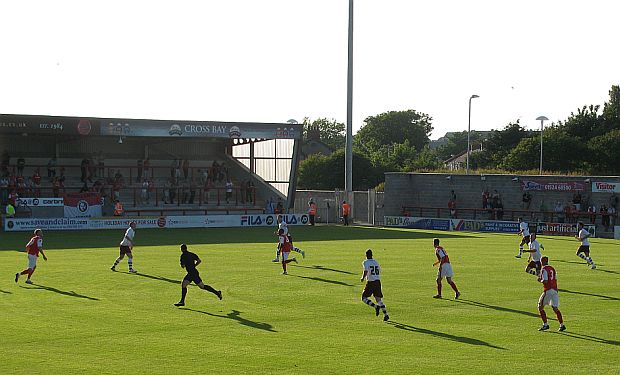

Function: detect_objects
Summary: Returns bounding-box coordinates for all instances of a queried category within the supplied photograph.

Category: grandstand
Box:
[0,114,303,221]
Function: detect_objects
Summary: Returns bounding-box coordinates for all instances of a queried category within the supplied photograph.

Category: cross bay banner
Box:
[99,118,303,139]
[63,193,102,218]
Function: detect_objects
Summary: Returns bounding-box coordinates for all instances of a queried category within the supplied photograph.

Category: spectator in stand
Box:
[220,163,228,182]
[482,189,490,210]
[47,157,57,179]
[114,200,124,216]
[114,170,124,185]
[32,170,41,198]
[174,162,182,183]
[0,175,9,205]
[143,157,150,180]
[97,152,105,178]
[572,192,582,212]
[181,179,190,204]
[8,189,19,207]
[246,179,255,204]
[450,190,457,202]
[555,201,565,223]
[141,179,150,205]
[137,159,144,183]
[17,157,25,176]
[80,181,89,193]
[112,180,121,202]
[182,159,189,180]
[164,178,171,204]
[5,202,16,218]
[448,198,457,219]
[491,190,500,209]
[275,197,284,215]
[600,205,610,231]
[16,177,26,197]
[609,205,617,228]
[80,157,88,182]
[522,191,532,210]
[169,178,177,204]
[587,205,596,224]
[58,167,66,186]
[170,159,178,179]
[265,197,275,214]
[496,199,504,220]
[211,160,219,182]
[189,178,197,204]
[225,178,233,204]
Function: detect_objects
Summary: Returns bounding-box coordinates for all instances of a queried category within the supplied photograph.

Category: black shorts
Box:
[527,261,542,271]
[119,245,132,256]
[576,245,590,256]
[520,235,531,244]
[362,280,383,299]
[183,271,202,285]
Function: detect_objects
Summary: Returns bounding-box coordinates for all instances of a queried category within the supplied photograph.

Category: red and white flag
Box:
[64,192,102,218]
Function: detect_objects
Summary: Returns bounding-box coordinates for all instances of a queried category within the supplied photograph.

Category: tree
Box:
[354,110,433,153]
[474,122,531,169]
[587,129,620,174]
[297,149,381,190]
[303,117,346,151]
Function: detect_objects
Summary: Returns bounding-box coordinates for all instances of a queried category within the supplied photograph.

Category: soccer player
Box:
[15,229,47,284]
[522,233,544,276]
[110,221,137,273]
[360,249,389,321]
[174,244,222,306]
[277,228,298,274]
[515,217,531,258]
[575,222,596,269]
[537,256,566,332]
[432,238,460,299]
[272,215,305,262]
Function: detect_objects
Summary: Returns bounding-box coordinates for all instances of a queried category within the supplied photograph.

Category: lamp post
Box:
[536,116,548,175]
[466,94,479,175]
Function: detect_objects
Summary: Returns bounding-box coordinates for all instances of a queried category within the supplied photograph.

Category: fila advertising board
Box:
[3,214,310,232]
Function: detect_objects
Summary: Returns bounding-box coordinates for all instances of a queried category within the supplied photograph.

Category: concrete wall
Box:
[385,172,620,220]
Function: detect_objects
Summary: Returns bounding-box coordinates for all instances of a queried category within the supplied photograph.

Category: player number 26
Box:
[369,266,380,275]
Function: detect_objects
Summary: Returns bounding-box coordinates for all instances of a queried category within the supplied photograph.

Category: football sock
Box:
[20,269,30,275]
[128,257,133,270]
[555,310,563,324]
[180,287,187,303]
[448,281,459,293]
[539,308,547,323]
[436,282,442,296]
[527,268,538,275]
[362,297,376,308]
[379,303,388,315]
[518,248,523,256]
[586,257,594,265]
[293,247,302,254]
[112,257,122,268]
[202,284,218,296]
[577,253,587,261]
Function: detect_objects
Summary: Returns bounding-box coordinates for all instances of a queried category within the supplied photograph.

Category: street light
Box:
[466,94,479,175]
[536,116,549,174]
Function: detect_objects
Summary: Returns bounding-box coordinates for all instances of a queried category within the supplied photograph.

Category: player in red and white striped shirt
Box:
[15,229,48,284]
[432,238,460,299]
[537,257,566,332]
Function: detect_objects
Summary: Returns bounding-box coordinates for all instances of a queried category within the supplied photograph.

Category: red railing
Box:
[124,207,265,216]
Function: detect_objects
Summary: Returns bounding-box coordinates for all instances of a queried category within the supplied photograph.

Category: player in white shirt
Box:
[111,221,137,273]
[522,233,544,276]
[360,249,389,321]
[271,215,305,262]
[575,222,596,269]
[515,218,531,258]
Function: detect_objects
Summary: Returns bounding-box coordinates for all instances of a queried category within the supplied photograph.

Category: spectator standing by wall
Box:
[608,205,617,227]
[47,157,56,179]
[17,157,25,176]
[189,178,197,204]
[522,191,532,210]
[342,200,351,225]
[573,192,582,212]
[600,205,610,231]
[137,159,144,183]
[482,189,489,210]
[246,179,254,204]
[143,157,150,180]
[225,178,233,204]
[6,202,16,218]
[308,198,317,226]
[587,205,596,224]
[170,159,177,179]
[182,159,189,180]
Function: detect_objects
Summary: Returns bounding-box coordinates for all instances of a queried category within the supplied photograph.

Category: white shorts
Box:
[438,263,454,278]
[539,289,560,308]
[28,254,38,269]
[281,251,290,261]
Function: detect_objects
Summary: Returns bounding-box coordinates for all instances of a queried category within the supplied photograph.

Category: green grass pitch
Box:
[1,226,619,374]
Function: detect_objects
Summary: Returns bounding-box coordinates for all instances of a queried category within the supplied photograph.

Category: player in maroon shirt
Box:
[537,257,566,332]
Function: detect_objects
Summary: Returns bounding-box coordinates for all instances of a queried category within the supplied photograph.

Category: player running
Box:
[515,217,531,258]
[537,256,566,332]
[272,215,305,262]
[575,222,596,269]
[15,229,48,284]
[174,244,222,306]
[277,228,298,274]
[110,221,137,273]
[432,238,460,299]
[522,233,544,276]
[360,249,389,321]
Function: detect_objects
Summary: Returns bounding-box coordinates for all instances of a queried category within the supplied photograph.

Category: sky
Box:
[1,0,619,140]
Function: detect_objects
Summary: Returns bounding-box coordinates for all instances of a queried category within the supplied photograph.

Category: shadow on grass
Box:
[0,226,471,251]
[550,331,620,347]
[117,271,181,285]
[448,298,540,318]
[292,264,355,275]
[0,289,12,294]
[179,308,276,332]
[558,288,619,301]
[289,274,354,287]
[388,321,505,350]
[553,259,592,266]
[19,284,99,301]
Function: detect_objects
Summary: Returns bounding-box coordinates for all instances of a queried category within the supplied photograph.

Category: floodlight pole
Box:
[466,94,479,174]
[537,116,548,174]
[345,0,354,201]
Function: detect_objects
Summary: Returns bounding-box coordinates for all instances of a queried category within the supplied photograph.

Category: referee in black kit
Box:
[174,244,222,307]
